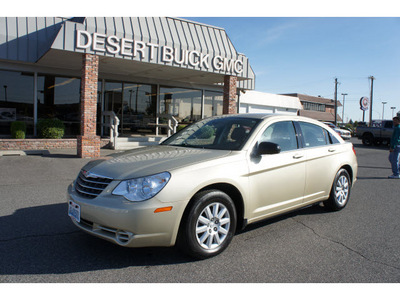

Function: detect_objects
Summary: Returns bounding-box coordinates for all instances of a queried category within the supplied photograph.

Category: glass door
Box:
[104,82,123,134]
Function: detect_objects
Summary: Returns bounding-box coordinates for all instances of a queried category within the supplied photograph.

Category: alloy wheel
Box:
[195,202,231,250]
[335,174,349,206]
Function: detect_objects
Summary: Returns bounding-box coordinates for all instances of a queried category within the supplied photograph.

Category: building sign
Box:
[76,30,244,75]
[360,97,369,111]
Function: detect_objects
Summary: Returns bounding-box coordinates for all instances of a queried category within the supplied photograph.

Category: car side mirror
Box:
[256,142,281,156]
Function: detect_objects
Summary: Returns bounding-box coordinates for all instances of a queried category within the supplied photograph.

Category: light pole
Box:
[391,107,396,118]
[334,78,338,126]
[341,93,347,124]
[382,101,387,122]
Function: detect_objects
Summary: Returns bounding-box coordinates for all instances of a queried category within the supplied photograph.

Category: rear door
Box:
[296,121,342,202]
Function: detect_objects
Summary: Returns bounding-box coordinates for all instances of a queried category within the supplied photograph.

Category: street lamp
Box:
[341,93,347,124]
[391,107,396,118]
[382,102,387,122]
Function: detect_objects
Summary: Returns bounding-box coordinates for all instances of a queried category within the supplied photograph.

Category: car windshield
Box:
[161,116,261,150]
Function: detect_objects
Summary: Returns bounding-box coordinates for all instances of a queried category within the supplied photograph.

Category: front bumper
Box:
[67,184,186,248]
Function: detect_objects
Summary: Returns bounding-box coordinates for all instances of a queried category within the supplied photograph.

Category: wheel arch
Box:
[340,164,354,185]
[361,132,374,145]
[178,183,246,238]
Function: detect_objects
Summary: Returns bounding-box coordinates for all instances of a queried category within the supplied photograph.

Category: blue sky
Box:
[9,1,400,123]
[185,17,400,122]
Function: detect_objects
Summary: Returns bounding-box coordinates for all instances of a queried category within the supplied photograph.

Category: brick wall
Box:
[223,75,238,114]
[78,53,100,158]
[0,139,110,151]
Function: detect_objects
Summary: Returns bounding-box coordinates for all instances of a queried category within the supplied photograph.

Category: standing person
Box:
[388,116,400,179]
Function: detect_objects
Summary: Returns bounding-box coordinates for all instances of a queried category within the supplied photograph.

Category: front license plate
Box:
[68,200,81,223]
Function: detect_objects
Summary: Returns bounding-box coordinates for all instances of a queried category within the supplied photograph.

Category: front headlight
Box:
[112,172,171,202]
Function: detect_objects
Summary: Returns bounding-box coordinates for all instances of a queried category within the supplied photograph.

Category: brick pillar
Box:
[77,54,100,158]
[223,75,238,114]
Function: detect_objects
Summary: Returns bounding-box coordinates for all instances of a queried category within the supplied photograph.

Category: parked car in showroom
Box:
[323,122,352,140]
[68,114,358,259]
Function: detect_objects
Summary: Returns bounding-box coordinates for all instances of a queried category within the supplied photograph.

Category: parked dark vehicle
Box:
[356,120,394,146]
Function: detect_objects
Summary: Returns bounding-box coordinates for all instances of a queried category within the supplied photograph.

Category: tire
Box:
[362,134,374,146]
[178,190,237,259]
[373,138,382,146]
[324,169,351,211]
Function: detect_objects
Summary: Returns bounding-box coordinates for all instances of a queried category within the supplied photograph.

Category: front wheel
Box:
[324,169,351,211]
[177,190,237,259]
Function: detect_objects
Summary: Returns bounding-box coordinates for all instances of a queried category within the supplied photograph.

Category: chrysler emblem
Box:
[82,170,97,179]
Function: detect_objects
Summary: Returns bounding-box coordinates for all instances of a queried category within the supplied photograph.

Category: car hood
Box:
[82,146,231,180]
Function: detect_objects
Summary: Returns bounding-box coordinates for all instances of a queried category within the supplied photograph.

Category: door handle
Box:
[293,154,304,159]
[328,148,336,152]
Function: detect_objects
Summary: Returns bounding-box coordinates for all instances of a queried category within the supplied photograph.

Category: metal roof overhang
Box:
[36,48,252,88]
[34,17,255,89]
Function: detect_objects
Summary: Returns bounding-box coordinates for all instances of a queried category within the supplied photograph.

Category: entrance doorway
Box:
[103,81,157,136]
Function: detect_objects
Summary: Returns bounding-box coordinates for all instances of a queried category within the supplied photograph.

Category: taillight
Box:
[352,145,356,155]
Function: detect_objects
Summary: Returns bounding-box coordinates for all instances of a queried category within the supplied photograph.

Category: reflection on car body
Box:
[68,114,358,259]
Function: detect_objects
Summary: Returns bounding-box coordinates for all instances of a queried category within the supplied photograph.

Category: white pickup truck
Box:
[356,120,394,146]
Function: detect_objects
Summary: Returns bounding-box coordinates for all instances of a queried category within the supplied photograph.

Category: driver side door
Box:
[247,121,306,222]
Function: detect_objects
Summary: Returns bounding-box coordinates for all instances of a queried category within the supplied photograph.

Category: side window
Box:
[299,122,328,148]
[260,121,298,152]
[384,121,393,129]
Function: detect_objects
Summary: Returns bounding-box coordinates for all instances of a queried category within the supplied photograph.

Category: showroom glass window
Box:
[96,80,102,136]
[37,75,81,136]
[121,82,157,134]
[160,87,202,124]
[0,70,34,136]
[204,90,223,118]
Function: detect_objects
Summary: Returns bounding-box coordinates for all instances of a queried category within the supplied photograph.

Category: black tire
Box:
[373,139,381,146]
[324,169,351,211]
[362,134,374,146]
[177,190,237,259]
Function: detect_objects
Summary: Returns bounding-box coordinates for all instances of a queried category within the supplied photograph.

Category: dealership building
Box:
[0,17,257,157]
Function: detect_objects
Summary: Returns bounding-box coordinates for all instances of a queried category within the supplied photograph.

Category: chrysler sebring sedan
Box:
[68,114,357,259]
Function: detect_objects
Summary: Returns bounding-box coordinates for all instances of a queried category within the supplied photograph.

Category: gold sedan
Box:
[68,114,358,259]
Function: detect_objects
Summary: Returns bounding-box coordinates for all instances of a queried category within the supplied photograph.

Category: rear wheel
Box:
[362,134,374,146]
[324,169,351,211]
[178,190,237,259]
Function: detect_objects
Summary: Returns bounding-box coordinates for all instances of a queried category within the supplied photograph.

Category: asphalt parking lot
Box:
[0,138,399,284]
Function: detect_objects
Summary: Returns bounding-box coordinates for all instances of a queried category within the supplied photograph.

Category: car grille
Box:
[75,171,113,199]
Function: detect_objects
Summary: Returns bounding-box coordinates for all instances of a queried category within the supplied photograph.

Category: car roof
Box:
[210,113,314,122]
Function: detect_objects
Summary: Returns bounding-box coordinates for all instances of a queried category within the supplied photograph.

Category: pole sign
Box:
[75,30,244,75]
[360,97,369,111]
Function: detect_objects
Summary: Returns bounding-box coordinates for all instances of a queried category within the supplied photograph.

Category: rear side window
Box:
[384,121,393,129]
[298,122,328,148]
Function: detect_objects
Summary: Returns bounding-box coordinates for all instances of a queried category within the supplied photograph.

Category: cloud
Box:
[260,20,301,45]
